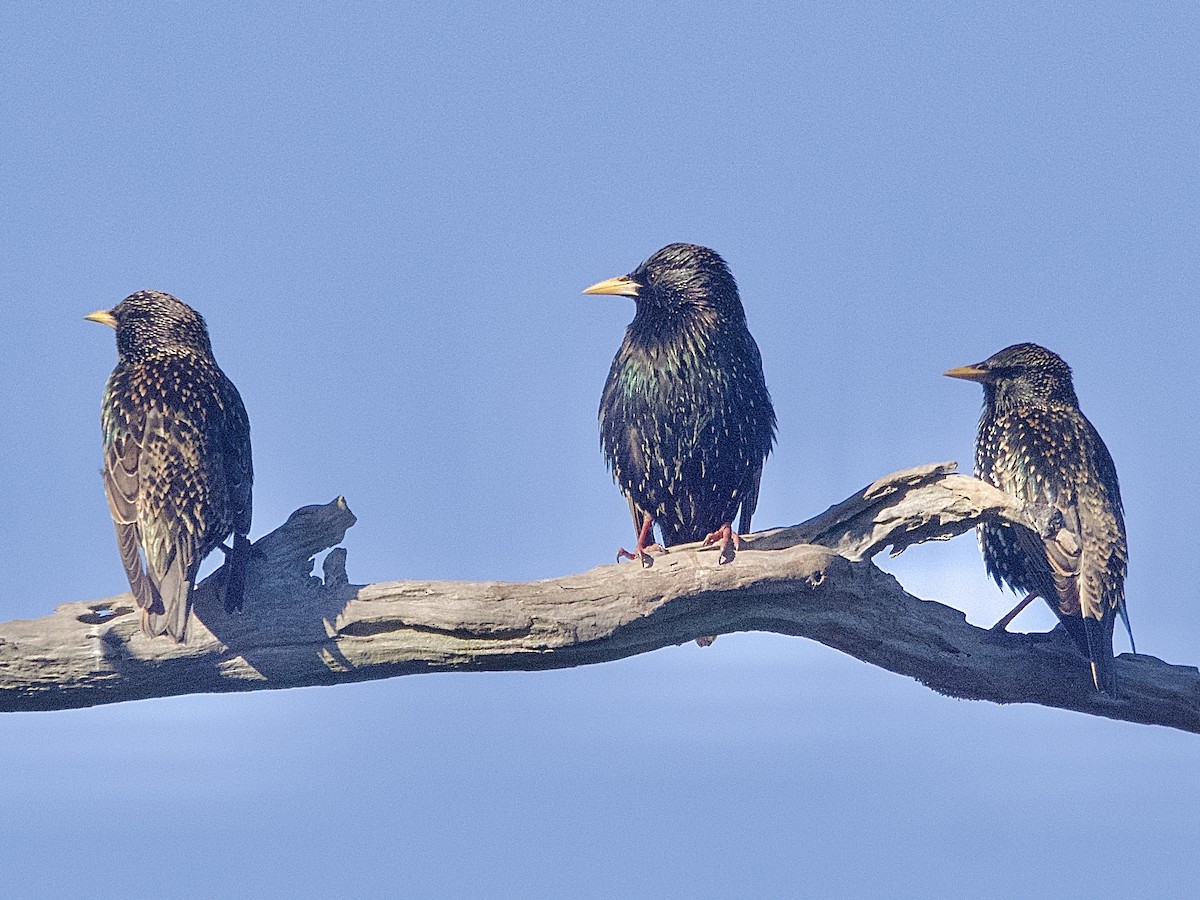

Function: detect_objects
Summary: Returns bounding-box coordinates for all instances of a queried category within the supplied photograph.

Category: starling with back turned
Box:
[585,243,776,565]
[87,290,253,641]
[945,343,1128,694]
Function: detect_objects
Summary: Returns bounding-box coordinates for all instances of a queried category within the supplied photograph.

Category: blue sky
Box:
[1,3,1198,897]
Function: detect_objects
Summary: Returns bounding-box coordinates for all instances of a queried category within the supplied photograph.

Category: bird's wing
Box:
[1001,408,1125,692]
[990,408,1089,615]
[1075,418,1127,624]
[220,376,253,536]
[1082,418,1133,650]
[995,407,1125,646]
[1039,499,1084,614]
[134,405,209,641]
[1018,410,1123,621]
[101,377,159,614]
[602,401,655,525]
[724,328,774,538]
[216,376,254,613]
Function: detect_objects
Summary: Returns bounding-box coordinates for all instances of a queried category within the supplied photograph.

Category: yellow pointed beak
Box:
[84,309,118,328]
[582,275,641,297]
[943,364,989,382]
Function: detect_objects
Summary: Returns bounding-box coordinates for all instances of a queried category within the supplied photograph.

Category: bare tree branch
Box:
[1,464,1197,733]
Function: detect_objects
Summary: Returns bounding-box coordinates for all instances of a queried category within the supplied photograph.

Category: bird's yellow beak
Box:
[582,275,641,297]
[943,364,989,382]
[84,309,118,329]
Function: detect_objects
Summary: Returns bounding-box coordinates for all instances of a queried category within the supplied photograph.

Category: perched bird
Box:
[87,291,253,641]
[584,243,776,565]
[945,342,1128,694]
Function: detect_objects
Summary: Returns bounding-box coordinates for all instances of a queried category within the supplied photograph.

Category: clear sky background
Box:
[2,3,1198,897]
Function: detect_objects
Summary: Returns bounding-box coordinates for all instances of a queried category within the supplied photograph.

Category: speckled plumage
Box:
[588,244,776,554]
[90,291,253,641]
[947,343,1127,694]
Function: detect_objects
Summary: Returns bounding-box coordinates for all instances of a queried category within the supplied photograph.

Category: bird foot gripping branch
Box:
[616,514,666,567]
[702,523,741,565]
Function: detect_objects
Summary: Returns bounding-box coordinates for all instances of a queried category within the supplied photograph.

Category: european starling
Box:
[945,342,1128,694]
[585,243,776,565]
[86,291,253,641]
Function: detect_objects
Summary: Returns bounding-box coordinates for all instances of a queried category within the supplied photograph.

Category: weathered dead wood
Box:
[1,463,1197,733]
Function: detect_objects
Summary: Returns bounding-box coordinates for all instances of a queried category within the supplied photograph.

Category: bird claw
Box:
[702,524,740,564]
[617,543,666,567]
[617,514,666,567]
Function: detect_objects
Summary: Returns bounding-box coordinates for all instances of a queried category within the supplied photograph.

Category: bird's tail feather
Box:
[1058,614,1091,657]
[142,556,192,642]
[1083,615,1118,696]
[1117,598,1136,655]
[222,533,252,614]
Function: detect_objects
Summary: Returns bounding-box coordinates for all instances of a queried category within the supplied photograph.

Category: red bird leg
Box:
[617,515,665,567]
[990,592,1038,632]
[703,523,740,564]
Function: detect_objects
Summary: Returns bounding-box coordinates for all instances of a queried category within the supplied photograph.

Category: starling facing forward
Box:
[585,243,776,565]
[87,291,253,641]
[945,343,1128,694]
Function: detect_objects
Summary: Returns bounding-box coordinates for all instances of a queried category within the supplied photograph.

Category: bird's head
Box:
[583,243,744,322]
[86,290,213,362]
[944,342,1078,409]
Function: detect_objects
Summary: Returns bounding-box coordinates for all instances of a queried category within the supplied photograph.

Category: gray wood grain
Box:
[2,466,1196,733]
